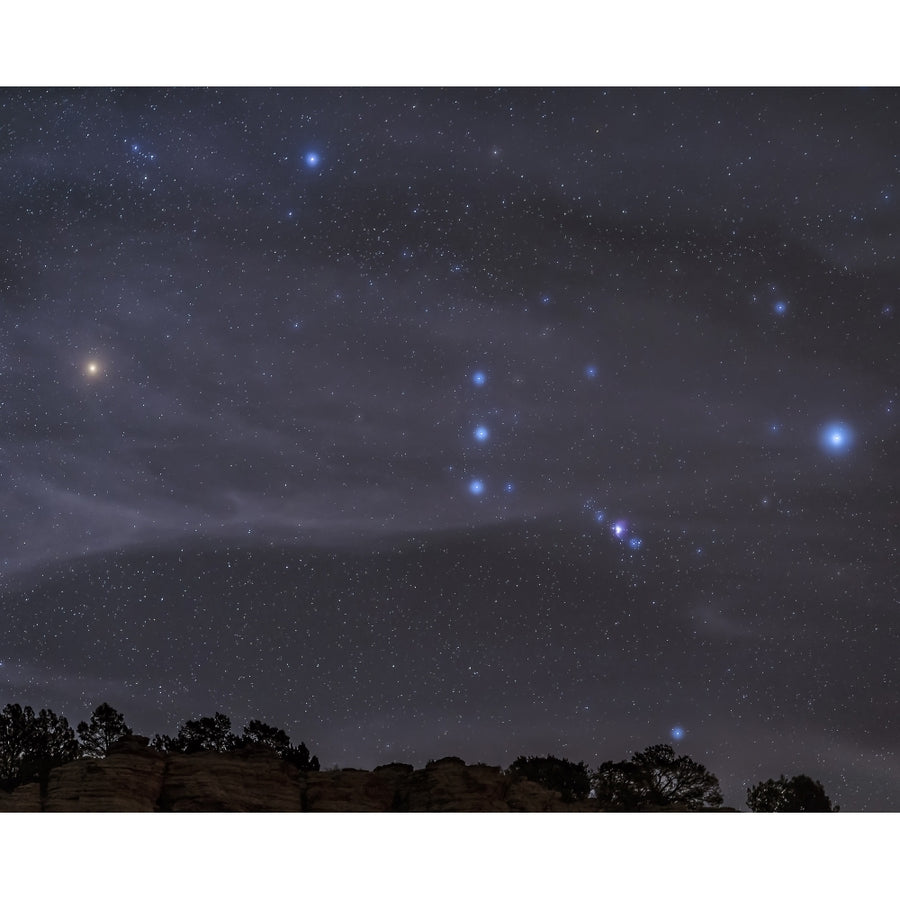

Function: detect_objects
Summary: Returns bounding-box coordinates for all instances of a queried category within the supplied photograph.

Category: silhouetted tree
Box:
[77,703,133,758]
[29,708,80,783]
[238,719,292,753]
[282,741,320,772]
[236,720,320,770]
[0,703,33,788]
[152,712,236,753]
[591,758,645,810]
[0,703,80,790]
[507,754,591,802]
[592,744,723,810]
[747,774,836,812]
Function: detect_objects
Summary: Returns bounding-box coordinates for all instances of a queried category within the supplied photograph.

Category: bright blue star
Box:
[468,479,485,496]
[304,152,320,168]
[472,370,486,386]
[820,422,854,454]
[774,301,788,316]
[474,425,489,442]
[628,536,643,550]
[585,365,598,379]
[670,726,685,741]
[504,482,515,493]
[612,521,627,539]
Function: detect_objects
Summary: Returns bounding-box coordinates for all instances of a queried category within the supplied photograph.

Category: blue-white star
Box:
[472,370,486,386]
[820,422,854,454]
[304,151,320,168]
[468,479,485,496]
[670,726,685,741]
[473,425,489,443]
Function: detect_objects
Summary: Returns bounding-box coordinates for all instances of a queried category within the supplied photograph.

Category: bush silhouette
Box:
[507,754,591,802]
[592,744,723,810]
[746,774,836,811]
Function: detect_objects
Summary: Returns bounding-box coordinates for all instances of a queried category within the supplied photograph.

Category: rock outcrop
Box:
[0,738,596,812]
[43,736,167,812]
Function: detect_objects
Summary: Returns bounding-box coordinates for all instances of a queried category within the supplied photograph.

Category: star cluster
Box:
[0,88,897,809]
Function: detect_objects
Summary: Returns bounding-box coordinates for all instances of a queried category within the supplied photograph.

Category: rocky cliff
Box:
[0,736,594,812]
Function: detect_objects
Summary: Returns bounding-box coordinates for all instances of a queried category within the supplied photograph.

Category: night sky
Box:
[1,88,897,811]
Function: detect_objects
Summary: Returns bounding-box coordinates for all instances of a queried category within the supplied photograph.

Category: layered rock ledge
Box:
[0,737,592,812]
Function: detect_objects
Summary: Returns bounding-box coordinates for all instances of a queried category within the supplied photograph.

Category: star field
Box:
[0,88,897,810]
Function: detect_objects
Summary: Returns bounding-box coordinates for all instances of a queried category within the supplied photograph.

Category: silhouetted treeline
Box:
[503,747,838,811]
[0,702,318,791]
[503,746,722,809]
[1,700,836,809]
[151,712,319,771]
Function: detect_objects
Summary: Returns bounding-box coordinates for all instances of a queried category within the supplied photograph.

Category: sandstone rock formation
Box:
[0,737,596,812]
